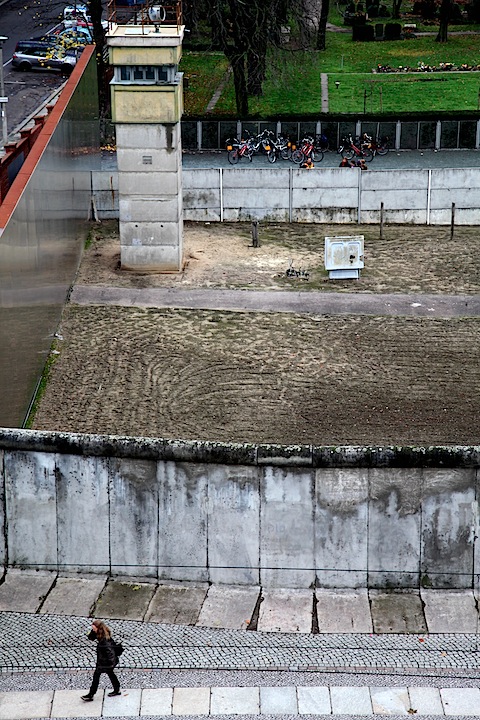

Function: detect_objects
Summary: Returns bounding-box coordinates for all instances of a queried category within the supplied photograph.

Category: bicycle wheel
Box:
[291,149,304,164]
[342,148,355,160]
[312,150,324,163]
[280,147,291,160]
[228,150,240,165]
[361,148,374,162]
[376,144,389,156]
[267,149,277,163]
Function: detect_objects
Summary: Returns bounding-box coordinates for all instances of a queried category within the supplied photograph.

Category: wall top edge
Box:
[1,429,479,469]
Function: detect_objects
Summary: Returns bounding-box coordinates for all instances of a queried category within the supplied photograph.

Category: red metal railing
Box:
[107,1,182,30]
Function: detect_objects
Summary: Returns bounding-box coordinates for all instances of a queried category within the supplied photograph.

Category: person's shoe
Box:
[108,690,121,697]
[81,695,94,701]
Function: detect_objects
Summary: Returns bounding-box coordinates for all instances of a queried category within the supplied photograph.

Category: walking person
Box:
[81,620,121,702]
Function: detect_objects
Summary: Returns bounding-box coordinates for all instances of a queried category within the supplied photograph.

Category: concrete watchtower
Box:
[107,2,184,272]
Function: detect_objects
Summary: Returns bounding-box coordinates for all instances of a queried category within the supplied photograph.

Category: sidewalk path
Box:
[2,683,480,718]
[71,286,480,318]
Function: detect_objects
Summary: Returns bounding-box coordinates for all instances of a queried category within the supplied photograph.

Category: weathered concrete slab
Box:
[140,688,173,715]
[207,465,260,585]
[0,570,56,613]
[440,687,480,715]
[297,686,331,714]
[369,591,427,634]
[94,579,156,621]
[315,589,372,633]
[51,688,104,717]
[260,687,297,714]
[0,690,53,720]
[421,469,476,588]
[370,687,410,715]
[315,468,368,588]
[330,686,372,715]
[109,458,159,578]
[421,589,479,633]
[40,575,107,617]
[408,686,444,715]
[257,588,313,633]
[103,688,141,716]
[4,451,57,569]
[172,687,210,715]
[158,463,208,583]
[368,469,422,587]
[145,582,209,625]
[196,584,259,630]
[210,687,259,715]
[260,467,315,587]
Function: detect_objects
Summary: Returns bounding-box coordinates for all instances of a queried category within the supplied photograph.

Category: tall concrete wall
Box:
[93,166,480,225]
[1,429,479,590]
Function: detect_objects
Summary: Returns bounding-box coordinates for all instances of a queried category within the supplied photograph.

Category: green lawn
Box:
[181,10,480,117]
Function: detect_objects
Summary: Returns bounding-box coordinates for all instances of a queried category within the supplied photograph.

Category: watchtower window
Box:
[114,65,177,84]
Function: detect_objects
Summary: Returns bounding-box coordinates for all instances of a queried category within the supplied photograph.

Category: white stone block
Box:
[408,687,444,715]
[210,687,259,714]
[0,691,53,720]
[260,687,297,714]
[103,688,141,716]
[441,687,480,715]
[140,688,173,715]
[51,689,104,717]
[172,687,210,715]
[330,686,372,715]
[315,589,373,633]
[258,588,313,633]
[297,686,331,714]
[370,687,410,715]
[197,585,260,629]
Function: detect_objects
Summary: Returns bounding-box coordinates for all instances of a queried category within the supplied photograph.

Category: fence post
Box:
[289,167,293,223]
[450,202,455,240]
[251,220,259,247]
[219,168,224,223]
[380,202,384,239]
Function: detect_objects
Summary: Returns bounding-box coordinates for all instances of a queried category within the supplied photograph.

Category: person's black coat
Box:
[87,630,117,670]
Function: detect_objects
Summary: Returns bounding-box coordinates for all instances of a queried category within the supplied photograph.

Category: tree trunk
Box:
[392,0,403,18]
[298,0,322,48]
[436,0,451,41]
[87,0,108,118]
[316,0,329,50]
[229,52,249,116]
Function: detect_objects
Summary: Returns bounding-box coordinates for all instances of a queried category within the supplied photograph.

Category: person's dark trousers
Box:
[88,668,120,697]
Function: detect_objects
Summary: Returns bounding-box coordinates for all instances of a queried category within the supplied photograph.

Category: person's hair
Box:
[92,619,111,640]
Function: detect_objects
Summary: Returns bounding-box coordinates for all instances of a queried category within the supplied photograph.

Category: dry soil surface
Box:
[32,221,480,446]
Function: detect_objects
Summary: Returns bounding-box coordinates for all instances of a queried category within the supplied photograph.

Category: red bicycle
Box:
[339,133,374,162]
[291,136,324,164]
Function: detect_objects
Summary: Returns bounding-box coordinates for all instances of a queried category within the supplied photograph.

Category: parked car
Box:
[55,27,93,48]
[62,5,108,31]
[12,40,78,74]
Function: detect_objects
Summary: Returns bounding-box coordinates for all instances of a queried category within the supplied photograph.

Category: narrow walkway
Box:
[70,286,480,318]
[206,66,233,113]
[2,685,480,718]
[321,73,329,113]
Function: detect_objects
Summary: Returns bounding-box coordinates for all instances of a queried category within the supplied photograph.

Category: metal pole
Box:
[380,201,384,239]
[450,202,455,241]
[0,36,8,149]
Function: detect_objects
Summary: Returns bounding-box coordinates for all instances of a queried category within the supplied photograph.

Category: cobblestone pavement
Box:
[1,613,480,675]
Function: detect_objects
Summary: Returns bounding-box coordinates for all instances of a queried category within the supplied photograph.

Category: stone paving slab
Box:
[4,686,480,717]
[0,690,53,720]
[369,591,427,634]
[145,583,209,625]
[40,576,107,617]
[260,686,298,714]
[440,687,480,716]
[408,686,444,715]
[172,687,210,715]
[316,590,372,633]
[197,585,260,630]
[421,590,479,633]
[94,580,156,621]
[257,589,313,633]
[370,687,410,715]
[297,686,331,714]
[0,571,56,613]
[102,688,141,716]
[140,687,173,715]
[51,688,104,717]
[210,687,259,715]
[330,686,372,715]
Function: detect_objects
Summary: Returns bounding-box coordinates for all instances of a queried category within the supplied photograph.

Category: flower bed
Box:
[375,61,480,72]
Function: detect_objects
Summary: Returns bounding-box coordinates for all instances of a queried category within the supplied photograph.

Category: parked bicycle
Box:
[361,133,390,157]
[338,134,374,162]
[291,136,324,164]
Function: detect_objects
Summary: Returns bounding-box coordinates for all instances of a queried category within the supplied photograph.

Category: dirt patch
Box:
[77,220,480,295]
[32,220,480,446]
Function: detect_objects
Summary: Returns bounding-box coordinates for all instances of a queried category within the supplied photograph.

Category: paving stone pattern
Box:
[1,613,480,674]
[1,685,480,718]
